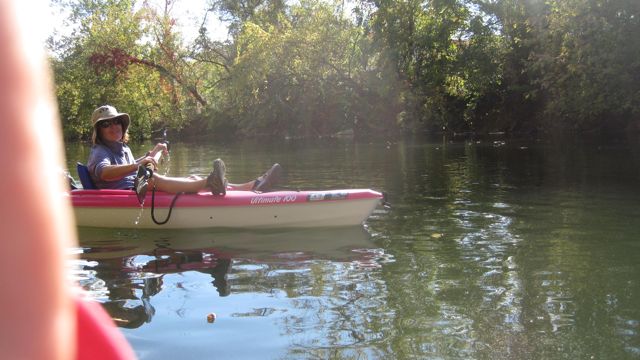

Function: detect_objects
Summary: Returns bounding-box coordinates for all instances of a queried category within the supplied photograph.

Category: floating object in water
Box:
[207,313,216,323]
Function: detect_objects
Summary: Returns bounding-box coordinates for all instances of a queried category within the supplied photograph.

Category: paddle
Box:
[135,142,169,204]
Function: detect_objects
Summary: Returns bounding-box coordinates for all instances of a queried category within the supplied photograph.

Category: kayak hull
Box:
[70,189,383,229]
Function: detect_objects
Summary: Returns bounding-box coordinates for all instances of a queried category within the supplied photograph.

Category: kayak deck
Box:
[70,189,383,229]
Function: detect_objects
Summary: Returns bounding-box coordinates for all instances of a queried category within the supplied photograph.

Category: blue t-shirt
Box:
[87,142,136,189]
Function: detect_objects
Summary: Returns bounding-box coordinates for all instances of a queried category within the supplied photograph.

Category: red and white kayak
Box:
[70,188,383,229]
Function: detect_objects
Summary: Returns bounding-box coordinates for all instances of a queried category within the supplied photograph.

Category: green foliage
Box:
[211,0,402,138]
[369,0,507,133]
[528,0,640,136]
[51,0,197,140]
[49,0,640,142]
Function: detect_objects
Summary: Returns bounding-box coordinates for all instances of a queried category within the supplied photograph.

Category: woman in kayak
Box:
[87,105,282,195]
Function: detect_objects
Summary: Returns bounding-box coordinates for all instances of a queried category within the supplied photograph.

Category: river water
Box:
[65,138,640,359]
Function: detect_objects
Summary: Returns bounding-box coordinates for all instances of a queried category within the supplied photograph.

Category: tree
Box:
[528,0,640,138]
[367,0,506,134]
[50,0,213,140]
[213,0,401,138]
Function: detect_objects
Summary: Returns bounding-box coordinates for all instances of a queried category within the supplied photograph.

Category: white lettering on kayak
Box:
[250,194,297,204]
[307,192,348,201]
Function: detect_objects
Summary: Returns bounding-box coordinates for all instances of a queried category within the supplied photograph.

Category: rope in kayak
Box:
[149,185,183,225]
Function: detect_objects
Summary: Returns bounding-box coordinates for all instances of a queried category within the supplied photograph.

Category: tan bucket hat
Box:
[91,105,130,142]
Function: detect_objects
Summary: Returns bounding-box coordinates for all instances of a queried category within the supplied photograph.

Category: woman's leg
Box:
[152,174,256,193]
[228,164,281,191]
[148,161,280,194]
[228,180,257,190]
[151,174,207,193]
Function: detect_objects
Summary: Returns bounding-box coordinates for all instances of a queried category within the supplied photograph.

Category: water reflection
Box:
[73,227,387,330]
[366,141,640,358]
[65,139,640,359]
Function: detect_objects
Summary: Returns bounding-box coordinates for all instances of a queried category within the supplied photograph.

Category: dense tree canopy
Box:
[48,0,640,142]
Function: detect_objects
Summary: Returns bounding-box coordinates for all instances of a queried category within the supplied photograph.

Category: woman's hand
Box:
[138,143,167,171]
[138,155,159,169]
[150,143,169,157]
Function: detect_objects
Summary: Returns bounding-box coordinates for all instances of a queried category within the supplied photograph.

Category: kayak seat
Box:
[76,162,97,190]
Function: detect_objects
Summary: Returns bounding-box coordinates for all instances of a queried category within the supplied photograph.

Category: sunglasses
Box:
[98,118,123,128]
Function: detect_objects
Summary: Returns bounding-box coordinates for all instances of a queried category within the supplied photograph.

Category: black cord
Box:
[150,185,183,225]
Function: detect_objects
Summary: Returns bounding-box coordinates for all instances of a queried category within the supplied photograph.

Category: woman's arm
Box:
[98,147,161,181]
[99,162,139,181]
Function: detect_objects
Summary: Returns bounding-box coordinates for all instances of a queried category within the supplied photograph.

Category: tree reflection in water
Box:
[74,227,381,329]
[84,242,232,328]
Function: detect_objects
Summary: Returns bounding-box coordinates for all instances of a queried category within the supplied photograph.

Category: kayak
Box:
[70,188,383,229]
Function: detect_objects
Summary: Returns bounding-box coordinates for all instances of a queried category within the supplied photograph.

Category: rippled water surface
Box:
[66,139,640,359]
